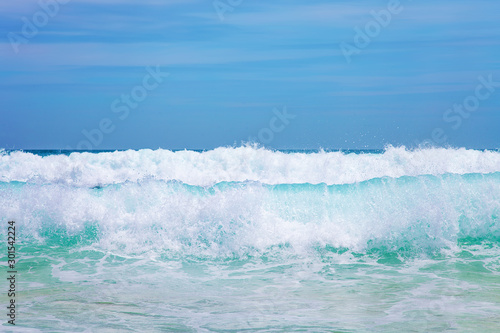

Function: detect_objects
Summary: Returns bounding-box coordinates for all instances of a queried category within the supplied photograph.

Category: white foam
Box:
[1,146,500,187]
[2,172,499,257]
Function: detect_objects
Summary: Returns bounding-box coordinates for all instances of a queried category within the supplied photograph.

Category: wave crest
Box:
[1,146,500,187]
[2,173,499,257]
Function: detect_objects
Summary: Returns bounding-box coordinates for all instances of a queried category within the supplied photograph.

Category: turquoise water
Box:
[1,147,500,332]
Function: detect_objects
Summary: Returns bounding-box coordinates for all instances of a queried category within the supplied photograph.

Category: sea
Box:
[1,146,499,332]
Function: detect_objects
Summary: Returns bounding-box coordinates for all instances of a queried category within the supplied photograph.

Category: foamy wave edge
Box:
[1,146,500,187]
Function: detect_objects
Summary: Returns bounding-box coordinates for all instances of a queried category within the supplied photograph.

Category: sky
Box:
[0,0,499,150]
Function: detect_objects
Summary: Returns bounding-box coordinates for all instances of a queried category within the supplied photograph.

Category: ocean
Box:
[1,146,499,332]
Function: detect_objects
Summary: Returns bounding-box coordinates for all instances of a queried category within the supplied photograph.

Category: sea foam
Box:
[1,173,499,257]
[1,146,500,187]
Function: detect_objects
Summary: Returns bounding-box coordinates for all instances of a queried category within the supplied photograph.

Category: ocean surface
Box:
[1,146,499,332]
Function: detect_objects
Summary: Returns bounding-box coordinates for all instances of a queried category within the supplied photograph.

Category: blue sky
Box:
[0,0,499,149]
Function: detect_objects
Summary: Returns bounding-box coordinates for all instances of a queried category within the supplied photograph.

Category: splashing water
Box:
[1,147,499,332]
